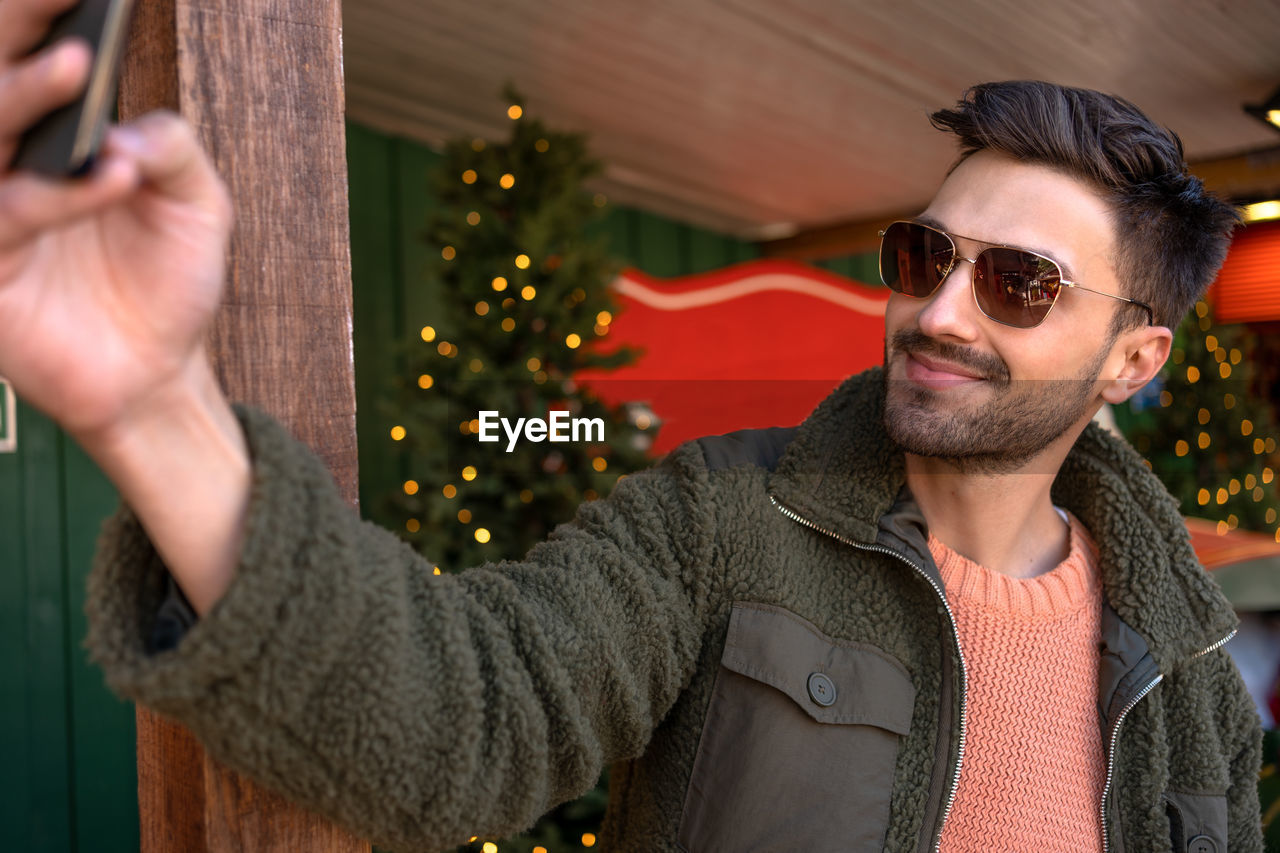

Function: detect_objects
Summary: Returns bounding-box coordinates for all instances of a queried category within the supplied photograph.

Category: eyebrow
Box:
[909,213,1078,281]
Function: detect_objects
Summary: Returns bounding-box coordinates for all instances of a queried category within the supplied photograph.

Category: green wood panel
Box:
[16,405,72,852]
[396,139,446,339]
[631,209,686,278]
[590,207,636,266]
[685,226,737,273]
[348,121,402,517]
[0,395,31,849]
[62,439,137,853]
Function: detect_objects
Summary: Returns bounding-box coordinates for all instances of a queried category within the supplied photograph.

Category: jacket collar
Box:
[767,367,1238,671]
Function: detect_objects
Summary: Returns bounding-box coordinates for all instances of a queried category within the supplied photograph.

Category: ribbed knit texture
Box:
[931,512,1106,853]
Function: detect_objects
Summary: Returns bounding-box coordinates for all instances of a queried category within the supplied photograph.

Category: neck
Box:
[905,437,1078,579]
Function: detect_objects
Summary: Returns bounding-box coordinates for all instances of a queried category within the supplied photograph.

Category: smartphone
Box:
[11,0,138,178]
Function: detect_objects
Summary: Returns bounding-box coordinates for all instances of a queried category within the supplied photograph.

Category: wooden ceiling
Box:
[342,0,1280,241]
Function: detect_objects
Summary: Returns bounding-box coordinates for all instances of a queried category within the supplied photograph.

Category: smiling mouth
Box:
[903,352,988,388]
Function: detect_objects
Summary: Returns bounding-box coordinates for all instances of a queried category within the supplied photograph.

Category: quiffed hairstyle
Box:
[929,81,1240,330]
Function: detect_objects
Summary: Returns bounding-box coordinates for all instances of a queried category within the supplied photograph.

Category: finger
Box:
[0,36,92,166]
[0,149,138,251]
[0,0,82,66]
[103,113,230,211]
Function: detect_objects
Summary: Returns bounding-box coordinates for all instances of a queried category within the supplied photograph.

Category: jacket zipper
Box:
[1098,627,1235,853]
[769,494,967,853]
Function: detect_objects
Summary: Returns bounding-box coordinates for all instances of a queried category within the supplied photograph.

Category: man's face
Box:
[882,150,1128,474]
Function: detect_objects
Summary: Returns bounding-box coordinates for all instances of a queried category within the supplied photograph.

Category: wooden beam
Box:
[759,145,1280,262]
[118,1,368,850]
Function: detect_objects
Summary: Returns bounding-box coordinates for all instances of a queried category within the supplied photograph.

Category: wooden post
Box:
[118,1,369,850]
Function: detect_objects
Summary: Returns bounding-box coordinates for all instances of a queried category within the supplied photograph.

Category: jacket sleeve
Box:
[84,404,719,852]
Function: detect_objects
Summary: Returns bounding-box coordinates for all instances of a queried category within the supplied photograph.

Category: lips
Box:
[903,351,987,387]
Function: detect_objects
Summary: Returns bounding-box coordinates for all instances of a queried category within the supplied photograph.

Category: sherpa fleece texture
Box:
[85,367,1263,852]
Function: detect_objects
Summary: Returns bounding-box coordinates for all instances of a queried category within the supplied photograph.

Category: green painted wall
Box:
[0,119,761,850]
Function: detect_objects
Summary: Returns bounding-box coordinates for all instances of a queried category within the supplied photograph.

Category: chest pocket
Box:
[677,602,916,853]
[1164,790,1227,853]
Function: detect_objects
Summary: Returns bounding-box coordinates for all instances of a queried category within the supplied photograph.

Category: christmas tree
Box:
[1118,299,1280,538]
[381,91,655,853]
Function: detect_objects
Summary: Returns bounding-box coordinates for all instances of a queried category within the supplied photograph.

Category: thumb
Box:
[103,111,229,211]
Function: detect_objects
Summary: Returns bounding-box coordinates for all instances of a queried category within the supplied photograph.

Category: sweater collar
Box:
[767,367,1238,669]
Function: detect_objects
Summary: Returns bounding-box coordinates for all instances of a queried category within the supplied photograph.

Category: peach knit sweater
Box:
[929,512,1106,853]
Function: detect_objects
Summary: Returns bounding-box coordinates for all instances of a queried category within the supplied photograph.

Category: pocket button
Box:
[807,671,837,706]
[1187,836,1217,853]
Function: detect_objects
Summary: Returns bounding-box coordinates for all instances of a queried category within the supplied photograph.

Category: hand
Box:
[0,0,234,444]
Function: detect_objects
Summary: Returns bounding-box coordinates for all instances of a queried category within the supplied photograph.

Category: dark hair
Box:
[929,80,1240,330]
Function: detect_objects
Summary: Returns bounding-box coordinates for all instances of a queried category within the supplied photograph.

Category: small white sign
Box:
[0,377,14,453]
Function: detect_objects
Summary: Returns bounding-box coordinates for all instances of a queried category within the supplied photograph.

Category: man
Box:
[0,0,1262,848]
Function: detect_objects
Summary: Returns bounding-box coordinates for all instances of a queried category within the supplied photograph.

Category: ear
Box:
[1099,325,1173,405]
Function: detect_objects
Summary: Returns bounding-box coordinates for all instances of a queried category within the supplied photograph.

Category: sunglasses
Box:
[878,220,1154,329]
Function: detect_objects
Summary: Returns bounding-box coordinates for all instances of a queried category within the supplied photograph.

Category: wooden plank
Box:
[117,1,368,850]
[62,440,138,853]
[18,407,72,852]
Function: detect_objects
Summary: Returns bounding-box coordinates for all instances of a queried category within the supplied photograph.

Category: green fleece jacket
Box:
[86,368,1263,853]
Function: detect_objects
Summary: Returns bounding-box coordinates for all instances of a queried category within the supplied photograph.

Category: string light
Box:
[501,318,515,332]
[502,297,516,310]
[1229,478,1241,495]
[566,333,582,349]
[527,357,541,372]
[1268,508,1277,524]
[592,457,607,472]
[421,325,436,342]
[1255,487,1265,501]
[1241,419,1253,436]
[457,509,472,523]
[1255,438,1267,454]
[582,834,598,847]
[1219,362,1231,379]
[535,138,549,152]
[390,425,406,441]
[1246,474,1257,489]
[469,358,484,373]
[1175,440,1189,457]
[475,301,489,316]
[459,420,471,435]
[442,484,457,498]
[418,374,433,389]
[461,169,477,184]
[534,847,548,853]
[1198,431,1211,450]
[1197,408,1210,425]
[405,519,420,533]
[534,370,548,384]
[1159,391,1173,407]
[462,466,477,481]
[507,105,522,120]
[1224,393,1235,409]
[433,567,442,575]
[1197,488,1210,506]
[596,311,613,325]
[483,842,498,853]
[499,173,516,189]
[469,418,480,433]
[1217,520,1229,534]
[403,480,420,496]
[521,285,537,300]
[515,253,531,269]
[1216,487,1228,505]
[475,528,491,543]
[441,246,456,261]
[492,276,508,292]
[1230,348,1242,364]
[1186,366,1200,383]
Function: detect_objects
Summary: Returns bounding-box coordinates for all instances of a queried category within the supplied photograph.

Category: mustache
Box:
[889,329,1009,384]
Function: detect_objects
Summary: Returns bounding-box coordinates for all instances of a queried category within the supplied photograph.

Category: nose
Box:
[913,255,982,343]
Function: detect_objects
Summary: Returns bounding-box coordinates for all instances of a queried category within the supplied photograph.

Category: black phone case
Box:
[11,0,138,178]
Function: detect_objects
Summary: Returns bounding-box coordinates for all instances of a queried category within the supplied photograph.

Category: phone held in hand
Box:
[11,0,139,178]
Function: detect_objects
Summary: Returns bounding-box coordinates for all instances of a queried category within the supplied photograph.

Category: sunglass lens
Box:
[879,222,952,297]
[972,249,1061,328]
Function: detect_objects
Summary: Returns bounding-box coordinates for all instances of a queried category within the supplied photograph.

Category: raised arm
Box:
[0,0,247,612]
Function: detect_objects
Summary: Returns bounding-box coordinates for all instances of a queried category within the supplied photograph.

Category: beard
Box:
[882,328,1111,475]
